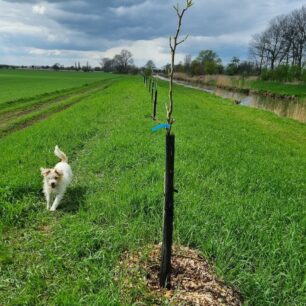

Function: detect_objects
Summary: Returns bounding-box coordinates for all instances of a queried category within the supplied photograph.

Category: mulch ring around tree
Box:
[117,244,243,305]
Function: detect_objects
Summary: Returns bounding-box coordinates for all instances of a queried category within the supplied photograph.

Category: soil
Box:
[120,244,243,306]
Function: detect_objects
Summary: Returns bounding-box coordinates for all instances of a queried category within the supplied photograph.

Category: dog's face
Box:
[41,168,63,189]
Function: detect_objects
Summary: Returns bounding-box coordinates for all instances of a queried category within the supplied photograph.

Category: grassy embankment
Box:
[173,72,306,99]
[0,73,305,305]
[248,80,306,98]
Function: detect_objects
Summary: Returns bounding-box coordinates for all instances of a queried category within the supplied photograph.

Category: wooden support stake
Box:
[153,89,157,119]
[151,83,154,103]
[160,133,175,288]
[149,78,151,93]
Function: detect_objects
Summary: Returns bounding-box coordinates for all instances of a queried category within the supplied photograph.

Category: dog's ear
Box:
[55,169,63,176]
[41,168,51,176]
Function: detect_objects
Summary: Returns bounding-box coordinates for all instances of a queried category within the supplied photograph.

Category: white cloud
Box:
[0,20,43,35]
[110,0,159,17]
[26,47,103,65]
[29,48,61,56]
[0,0,304,67]
[25,37,182,68]
[188,32,253,49]
[100,38,181,67]
[32,4,46,15]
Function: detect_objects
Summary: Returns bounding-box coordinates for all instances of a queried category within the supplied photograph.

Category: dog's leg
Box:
[46,192,51,210]
[50,193,64,211]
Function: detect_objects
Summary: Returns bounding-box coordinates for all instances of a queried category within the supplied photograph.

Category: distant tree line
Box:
[100,49,139,74]
[249,5,306,81]
[169,50,258,77]
[0,63,104,72]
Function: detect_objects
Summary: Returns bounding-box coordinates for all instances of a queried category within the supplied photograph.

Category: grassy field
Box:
[0,71,305,305]
[0,78,120,137]
[248,80,306,98]
[173,72,306,98]
[0,69,114,104]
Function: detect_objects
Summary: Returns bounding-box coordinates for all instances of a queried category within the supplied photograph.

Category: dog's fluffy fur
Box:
[40,146,73,211]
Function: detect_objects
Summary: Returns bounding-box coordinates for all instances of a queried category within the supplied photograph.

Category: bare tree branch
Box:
[166,1,193,130]
[169,37,174,52]
[177,34,189,46]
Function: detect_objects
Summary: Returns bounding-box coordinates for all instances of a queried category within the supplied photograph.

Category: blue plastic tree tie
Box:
[151,123,171,132]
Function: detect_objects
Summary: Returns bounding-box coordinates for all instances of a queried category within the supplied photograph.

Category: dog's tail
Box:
[54,145,68,163]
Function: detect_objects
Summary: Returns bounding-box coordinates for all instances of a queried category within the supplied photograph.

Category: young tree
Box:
[160,0,193,289]
[166,0,193,127]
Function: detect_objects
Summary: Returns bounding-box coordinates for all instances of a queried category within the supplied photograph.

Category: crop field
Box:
[0,70,305,305]
[0,69,115,104]
[0,71,121,137]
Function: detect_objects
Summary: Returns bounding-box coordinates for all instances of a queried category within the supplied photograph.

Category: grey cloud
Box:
[0,0,304,66]
[2,0,304,40]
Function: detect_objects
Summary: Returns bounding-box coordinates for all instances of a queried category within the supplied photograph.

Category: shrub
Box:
[260,65,302,82]
[260,69,274,81]
[288,65,301,81]
[301,69,306,83]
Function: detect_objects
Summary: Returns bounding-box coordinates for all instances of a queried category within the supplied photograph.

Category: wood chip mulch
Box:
[119,244,243,306]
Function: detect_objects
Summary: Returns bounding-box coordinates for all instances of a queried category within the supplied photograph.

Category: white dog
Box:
[40,145,73,211]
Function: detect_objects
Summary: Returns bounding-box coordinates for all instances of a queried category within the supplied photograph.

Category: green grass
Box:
[0,78,119,136]
[248,80,306,98]
[0,75,305,305]
[0,69,114,104]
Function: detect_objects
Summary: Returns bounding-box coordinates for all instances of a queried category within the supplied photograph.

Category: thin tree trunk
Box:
[160,133,175,288]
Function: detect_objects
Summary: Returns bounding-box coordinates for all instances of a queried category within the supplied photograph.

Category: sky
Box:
[0,0,304,68]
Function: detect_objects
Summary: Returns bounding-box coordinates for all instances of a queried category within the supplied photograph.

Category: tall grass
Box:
[0,76,305,305]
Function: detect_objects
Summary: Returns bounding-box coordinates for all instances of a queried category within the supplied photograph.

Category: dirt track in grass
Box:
[0,81,114,137]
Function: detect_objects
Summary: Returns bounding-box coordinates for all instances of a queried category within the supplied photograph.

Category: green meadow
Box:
[248,80,306,98]
[0,70,305,305]
[0,69,114,104]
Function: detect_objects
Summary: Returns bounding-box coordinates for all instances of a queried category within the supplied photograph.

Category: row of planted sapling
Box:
[143,74,158,120]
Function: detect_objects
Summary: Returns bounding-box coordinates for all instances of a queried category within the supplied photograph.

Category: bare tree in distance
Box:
[249,33,269,72]
[100,49,134,74]
[143,60,156,76]
[184,54,192,73]
[100,57,114,72]
[145,60,156,70]
[114,49,134,73]
[249,5,306,71]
